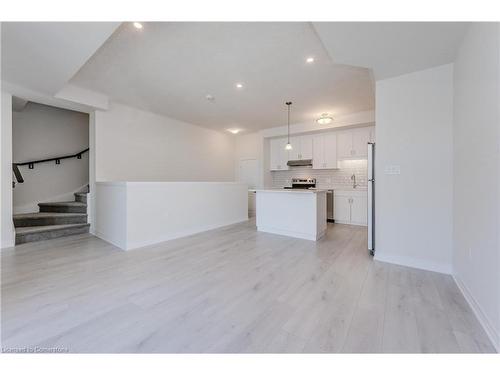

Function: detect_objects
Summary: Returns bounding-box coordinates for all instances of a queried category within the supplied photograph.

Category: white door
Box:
[337,131,353,159]
[300,135,313,160]
[351,195,368,225]
[334,195,351,223]
[323,133,337,168]
[351,128,370,158]
[312,135,325,169]
[238,158,258,189]
[239,158,258,217]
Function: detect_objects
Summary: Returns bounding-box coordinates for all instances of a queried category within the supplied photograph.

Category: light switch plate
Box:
[384,165,401,175]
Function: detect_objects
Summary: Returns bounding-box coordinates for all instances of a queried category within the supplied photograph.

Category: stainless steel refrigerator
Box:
[368,142,375,256]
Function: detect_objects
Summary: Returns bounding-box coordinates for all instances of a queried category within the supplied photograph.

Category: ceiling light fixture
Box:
[227,128,242,134]
[306,57,315,63]
[285,101,293,151]
[133,22,143,29]
[317,113,333,125]
[236,83,244,89]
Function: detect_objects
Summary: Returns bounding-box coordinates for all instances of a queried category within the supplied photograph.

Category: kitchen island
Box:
[255,189,327,241]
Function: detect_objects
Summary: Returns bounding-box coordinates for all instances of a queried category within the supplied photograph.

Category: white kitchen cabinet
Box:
[300,135,313,160]
[269,137,289,171]
[312,132,337,169]
[351,128,370,158]
[334,193,351,223]
[337,127,371,159]
[334,190,367,226]
[369,126,376,143]
[289,135,313,160]
[350,193,368,225]
[337,131,353,160]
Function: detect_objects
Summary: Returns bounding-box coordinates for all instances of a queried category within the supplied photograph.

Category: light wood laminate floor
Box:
[1,220,495,353]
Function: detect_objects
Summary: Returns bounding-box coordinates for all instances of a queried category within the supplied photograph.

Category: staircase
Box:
[14,190,90,245]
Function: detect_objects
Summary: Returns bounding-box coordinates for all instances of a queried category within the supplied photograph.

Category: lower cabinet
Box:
[334,190,367,226]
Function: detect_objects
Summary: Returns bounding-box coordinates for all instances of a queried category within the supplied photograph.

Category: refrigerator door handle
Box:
[367,142,375,255]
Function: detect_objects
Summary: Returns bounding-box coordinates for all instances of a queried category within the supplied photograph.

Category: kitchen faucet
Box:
[351,174,357,189]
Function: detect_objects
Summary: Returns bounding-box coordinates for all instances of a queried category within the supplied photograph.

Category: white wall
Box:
[1,91,15,248]
[95,181,248,250]
[12,102,89,213]
[375,64,454,274]
[452,23,500,349]
[95,102,235,182]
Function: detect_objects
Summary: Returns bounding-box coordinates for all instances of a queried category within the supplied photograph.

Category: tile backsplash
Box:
[271,159,368,190]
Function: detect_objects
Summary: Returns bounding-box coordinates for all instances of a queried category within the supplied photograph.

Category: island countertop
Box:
[255,188,328,194]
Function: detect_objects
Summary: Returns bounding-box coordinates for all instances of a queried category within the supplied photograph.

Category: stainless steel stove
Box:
[283,178,316,190]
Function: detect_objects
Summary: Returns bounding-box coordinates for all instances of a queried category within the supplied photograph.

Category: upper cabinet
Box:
[312,132,337,169]
[268,126,374,171]
[337,127,372,159]
[269,137,289,171]
[288,135,313,160]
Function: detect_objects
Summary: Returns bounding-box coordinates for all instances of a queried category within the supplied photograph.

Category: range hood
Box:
[287,159,313,167]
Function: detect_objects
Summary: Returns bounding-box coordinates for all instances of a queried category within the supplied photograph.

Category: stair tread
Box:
[38,201,87,207]
[16,223,90,235]
[14,212,87,219]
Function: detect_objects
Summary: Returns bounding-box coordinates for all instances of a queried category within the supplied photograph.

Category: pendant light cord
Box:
[286,101,292,143]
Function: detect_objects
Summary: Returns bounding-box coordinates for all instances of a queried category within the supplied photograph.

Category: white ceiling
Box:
[313,22,469,80]
[1,22,120,94]
[3,22,470,133]
[70,22,375,131]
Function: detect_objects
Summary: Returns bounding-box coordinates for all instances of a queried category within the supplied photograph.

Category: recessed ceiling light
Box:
[236,83,244,89]
[306,57,315,63]
[227,128,242,134]
[133,22,143,29]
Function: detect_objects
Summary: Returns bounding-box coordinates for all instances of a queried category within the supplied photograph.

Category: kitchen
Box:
[254,121,375,247]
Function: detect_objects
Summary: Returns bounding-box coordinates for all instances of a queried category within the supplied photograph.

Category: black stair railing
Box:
[12,148,89,187]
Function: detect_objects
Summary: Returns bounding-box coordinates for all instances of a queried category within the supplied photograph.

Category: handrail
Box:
[12,163,24,183]
[16,148,89,167]
[12,148,89,185]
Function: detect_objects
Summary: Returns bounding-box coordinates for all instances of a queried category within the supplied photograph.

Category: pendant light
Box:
[285,101,293,150]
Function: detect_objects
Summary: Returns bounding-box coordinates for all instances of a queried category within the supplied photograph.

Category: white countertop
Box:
[255,188,328,194]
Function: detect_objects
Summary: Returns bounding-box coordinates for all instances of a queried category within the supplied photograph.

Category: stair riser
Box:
[14,216,87,227]
[15,225,90,245]
[39,205,87,213]
[74,194,87,203]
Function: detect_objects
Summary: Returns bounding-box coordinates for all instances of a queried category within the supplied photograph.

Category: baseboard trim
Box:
[374,253,452,275]
[94,230,127,250]
[1,239,15,249]
[453,274,499,352]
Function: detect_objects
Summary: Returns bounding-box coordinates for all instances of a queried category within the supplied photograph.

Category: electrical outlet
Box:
[384,165,401,175]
